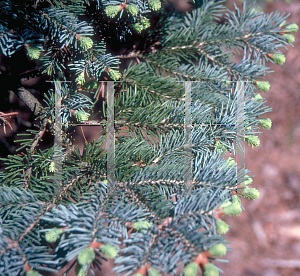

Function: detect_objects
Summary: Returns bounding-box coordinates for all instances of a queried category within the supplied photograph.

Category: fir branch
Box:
[30,120,48,153]
[0,0,296,275]
[123,77,184,100]
[12,87,45,117]
[52,174,82,204]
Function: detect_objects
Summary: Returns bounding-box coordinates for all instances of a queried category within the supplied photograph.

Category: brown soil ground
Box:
[217,1,300,275]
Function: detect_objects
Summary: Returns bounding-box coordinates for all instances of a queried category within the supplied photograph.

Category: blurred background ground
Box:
[214,0,300,275]
[1,0,300,275]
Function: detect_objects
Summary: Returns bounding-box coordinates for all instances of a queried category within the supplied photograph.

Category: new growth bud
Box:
[208,244,227,257]
[132,220,151,231]
[45,227,63,243]
[258,118,272,130]
[225,157,236,168]
[77,247,95,266]
[49,161,55,172]
[221,196,242,216]
[283,33,295,43]
[253,93,263,102]
[267,53,286,65]
[203,263,219,276]
[26,271,41,276]
[140,17,151,29]
[285,23,299,33]
[256,81,270,92]
[107,68,121,80]
[183,262,198,276]
[75,71,85,85]
[215,141,227,153]
[148,0,161,11]
[99,244,118,258]
[79,36,93,50]
[244,175,253,186]
[216,219,229,234]
[148,267,163,276]
[127,4,139,16]
[74,110,89,122]
[279,20,286,27]
[105,5,122,18]
[26,46,41,60]
[245,135,260,148]
[241,187,260,200]
[132,23,144,34]
[75,264,88,276]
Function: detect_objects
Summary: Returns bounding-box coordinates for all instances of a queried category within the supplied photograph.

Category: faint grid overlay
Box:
[52,81,245,191]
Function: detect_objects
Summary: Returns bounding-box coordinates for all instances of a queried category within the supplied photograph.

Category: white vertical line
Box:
[236,81,245,187]
[184,81,193,195]
[54,81,62,192]
[107,81,115,190]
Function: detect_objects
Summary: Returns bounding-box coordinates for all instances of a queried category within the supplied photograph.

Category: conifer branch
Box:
[123,77,184,100]
[0,1,296,275]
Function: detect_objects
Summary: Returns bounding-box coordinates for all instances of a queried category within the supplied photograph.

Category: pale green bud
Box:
[215,141,227,153]
[209,244,227,257]
[203,263,219,276]
[244,175,253,186]
[45,227,63,243]
[216,219,229,234]
[99,244,118,259]
[283,34,295,43]
[223,201,242,216]
[140,17,151,29]
[49,161,55,172]
[127,4,139,16]
[183,262,198,276]
[77,247,95,266]
[279,20,286,27]
[132,23,144,34]
[105,5,121,18]
[26,271,41,276]
[79,37,93,50]
[258,118,272,130]
[148,268,162,276]
[26,46,41,59]
[256,81,270,92]
[232,195,241,205]
[108,68,121,80]
[148,0,161,11]
[254,93,263,102]
[272,53,286,65]
[242,187,260,200]
[76,71,85,85]
[132,220,151,231]
[75,264,88,276]
[225,157,236,168]
[221,79,230,86]
[286,23,299,33]
[245,135,260,148]
[74,111,89,122]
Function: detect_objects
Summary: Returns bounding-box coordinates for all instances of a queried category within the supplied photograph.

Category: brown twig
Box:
[30,120,47,153]
[81,126,88,144]
[0,111,18,134]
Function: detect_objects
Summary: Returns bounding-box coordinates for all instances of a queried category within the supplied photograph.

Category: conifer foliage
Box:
[0,0,298,275]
